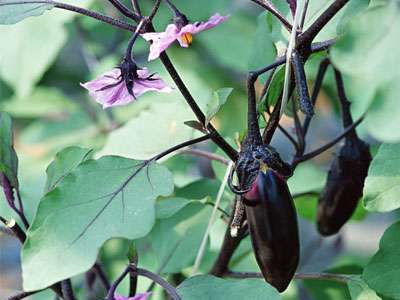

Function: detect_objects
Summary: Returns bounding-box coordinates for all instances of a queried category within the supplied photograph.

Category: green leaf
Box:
[288,162,326,196]
[44,146,92,192]
[21,156,173,291]
[98,98,195,160]
[248,12,278,81]
[0,0,54,24]
[138,201,211,274]
[363,221,400,299]
[347,276,381,300]
[177,275,281,300]
[0,0,93,97]
[1,87,77,118]
[155,197,193,219]
[0,112,18,188]
[363,143,400,212]
[205,88,233,125]
[331,2,400,142]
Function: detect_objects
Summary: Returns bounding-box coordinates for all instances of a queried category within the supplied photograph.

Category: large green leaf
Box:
[331,1,400,142]
[363,143,400,212]
[363,221,400,299]
[44,146,92,192]
[347,276,381,300]
[0,0,93,97]
[288,162,326,195]
[0,111,18,188]
[21,156,173,291]
[0,0,54,24]
[177,275,281,300]
[98,98,195,160]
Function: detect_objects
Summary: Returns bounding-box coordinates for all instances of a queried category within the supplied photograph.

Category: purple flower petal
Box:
[114,292,152,300]
[81,68,172,108]
[141,13,229,61]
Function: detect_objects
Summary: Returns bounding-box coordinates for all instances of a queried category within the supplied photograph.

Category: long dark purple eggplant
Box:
[245,170,299,292]
[317,137,371,236]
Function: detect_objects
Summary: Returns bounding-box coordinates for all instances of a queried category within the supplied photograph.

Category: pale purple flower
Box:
[81,67,172,108]
[141,13,229,61]
[114,292,152,300]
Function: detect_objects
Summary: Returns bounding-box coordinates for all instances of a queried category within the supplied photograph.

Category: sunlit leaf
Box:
[22,156,173,291]
[363,143,400,212]
[363,221,400,299]
[177,275,281,300]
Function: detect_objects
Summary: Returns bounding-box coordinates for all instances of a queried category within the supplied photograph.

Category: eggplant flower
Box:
[81,60,172,108]
[114,292,151,300]
[141,13,229,61]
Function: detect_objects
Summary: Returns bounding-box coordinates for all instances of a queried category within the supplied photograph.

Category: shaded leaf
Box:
[177,275,281,300]
[363,221,400,299]
[138,201,211,274]
[0,111,18,188]
[363,143,400,212]
[331,2,400,142]
[98,98,195,160]
[0,0,54,24]
[22,156,173,291]
[205,88,233,125]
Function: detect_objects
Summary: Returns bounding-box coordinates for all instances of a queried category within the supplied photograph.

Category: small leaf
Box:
[0,0,54,24]
[363,221,400,299]
[0,112,18,188]
[177,275,281,300]
[45,146,93,192]
[347,275,381,300]
[363,143,400,212]
[205,88,233,125]
[184,120,207,134]
[22,156,173,291]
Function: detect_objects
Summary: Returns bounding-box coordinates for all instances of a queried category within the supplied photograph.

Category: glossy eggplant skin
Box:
[245,170,299,292]
[317,138,372,236]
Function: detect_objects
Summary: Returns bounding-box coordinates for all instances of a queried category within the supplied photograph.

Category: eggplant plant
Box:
[0,0,399,300]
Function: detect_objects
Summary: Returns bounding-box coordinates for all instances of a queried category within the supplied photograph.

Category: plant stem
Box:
[131,0,141,15]
[93,262,111,290]
[334,69,357,140]
[107,264,181,300]
[180,149,229,165]
[193,162,234,274]
[292,114,365,165]
[225,271,351,284]
[292,50,314,116]
[303,58,330,134]
[136,267,181,300]
[210,198,248,276]
[298,0,349,47]
[106,0,140,21]
[152,27,238,161]
[249,0,292,31]
[7,290,43,300]
[61,280,76,300]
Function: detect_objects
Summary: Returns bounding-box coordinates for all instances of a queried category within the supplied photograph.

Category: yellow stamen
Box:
[260,162,269,173]
[181,33,193,46]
